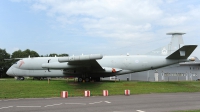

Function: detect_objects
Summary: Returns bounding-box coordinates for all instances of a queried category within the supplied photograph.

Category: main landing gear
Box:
[78,77,100,82]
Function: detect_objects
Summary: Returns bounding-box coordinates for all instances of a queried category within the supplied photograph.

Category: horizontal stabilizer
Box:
[166,45,197,59]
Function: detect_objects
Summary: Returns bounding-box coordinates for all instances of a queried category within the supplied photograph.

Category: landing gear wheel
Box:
[85,77,90,82]
[78,77,83,82]
[21,77,24,80]
[17,76,24,80]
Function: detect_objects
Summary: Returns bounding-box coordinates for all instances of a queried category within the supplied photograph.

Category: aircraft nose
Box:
[6,67,13,76]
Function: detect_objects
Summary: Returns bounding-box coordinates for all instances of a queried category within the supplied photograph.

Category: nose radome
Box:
[6,68,13,76]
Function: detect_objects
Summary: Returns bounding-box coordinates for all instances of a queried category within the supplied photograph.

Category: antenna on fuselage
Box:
[47,59,51,72]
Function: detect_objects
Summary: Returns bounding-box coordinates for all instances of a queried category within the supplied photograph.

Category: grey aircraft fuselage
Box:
[6,32,198,81]
[7,55,188,77]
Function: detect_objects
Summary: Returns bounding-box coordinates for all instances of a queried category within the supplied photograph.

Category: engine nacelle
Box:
[95,67,122,73]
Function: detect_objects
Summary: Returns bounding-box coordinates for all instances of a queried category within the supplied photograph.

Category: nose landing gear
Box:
[16,76,24,80]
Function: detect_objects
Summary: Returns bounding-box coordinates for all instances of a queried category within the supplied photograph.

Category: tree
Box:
[49,53,58,57]
[12,49,39,58]
[0,49,11,78]
[58,53,69,57]
[48,53,69,57]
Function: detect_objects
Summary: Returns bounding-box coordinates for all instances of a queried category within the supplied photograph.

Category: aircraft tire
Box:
[78,77,83,82]
[85,77,90,82]
[18,76,24,80]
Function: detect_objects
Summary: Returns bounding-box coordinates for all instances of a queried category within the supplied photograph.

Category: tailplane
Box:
[166,45,197,59]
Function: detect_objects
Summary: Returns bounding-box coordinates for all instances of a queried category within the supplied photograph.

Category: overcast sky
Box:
[1,0,200,56]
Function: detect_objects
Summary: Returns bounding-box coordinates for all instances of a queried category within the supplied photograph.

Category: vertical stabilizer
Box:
[167,32,185,54]
[146,32,186,56]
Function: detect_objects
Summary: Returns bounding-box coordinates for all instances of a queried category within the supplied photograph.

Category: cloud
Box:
[10,0,200,56]
[27,0,163,40]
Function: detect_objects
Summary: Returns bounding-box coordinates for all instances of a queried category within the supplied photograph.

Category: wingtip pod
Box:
[58,54,103,62]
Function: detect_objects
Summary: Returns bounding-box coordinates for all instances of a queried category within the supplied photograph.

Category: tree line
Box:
[0,48,68,78]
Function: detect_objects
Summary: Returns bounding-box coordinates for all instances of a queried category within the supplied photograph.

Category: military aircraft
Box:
[6,32,197,82]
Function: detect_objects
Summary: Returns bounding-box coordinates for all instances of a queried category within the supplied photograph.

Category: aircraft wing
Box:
[57,54,103,70]
[43,54,121,73]
[67,60,103,70]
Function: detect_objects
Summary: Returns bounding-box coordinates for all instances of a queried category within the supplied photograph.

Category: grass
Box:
[1,79,200,99]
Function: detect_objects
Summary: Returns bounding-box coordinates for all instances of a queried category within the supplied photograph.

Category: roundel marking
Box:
[161,48,168,55]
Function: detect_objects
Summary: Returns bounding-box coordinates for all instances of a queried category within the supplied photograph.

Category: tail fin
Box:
[166,45,197,59]
[146,32,186,56]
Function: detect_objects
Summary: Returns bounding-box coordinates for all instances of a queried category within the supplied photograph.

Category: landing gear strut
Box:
[17,76,24,80]
[92,77,100,82]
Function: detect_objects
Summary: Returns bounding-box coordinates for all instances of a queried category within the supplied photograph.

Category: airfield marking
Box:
[25,98,44,100]
[105,101,111,103]
[136,110,145,112]
[65,103,86,105]
[69,97,84,99]
[89,101,103,104]
[45,98,53,99]
[16,106,41,108]
[4,99,19,101]
[0,106,13,110]
[44,103,63,107]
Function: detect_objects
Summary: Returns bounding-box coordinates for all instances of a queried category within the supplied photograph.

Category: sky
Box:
[1,0,200,56]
